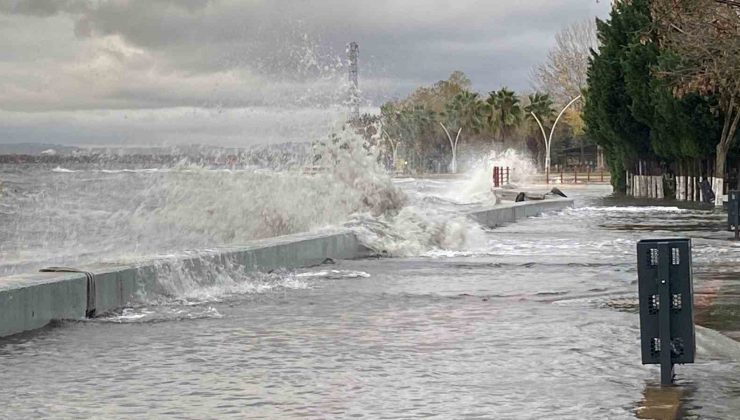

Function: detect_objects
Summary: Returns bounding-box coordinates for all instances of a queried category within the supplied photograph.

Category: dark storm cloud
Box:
[0,0,609,145]
[3,0,609,88]
[0,0,84,16]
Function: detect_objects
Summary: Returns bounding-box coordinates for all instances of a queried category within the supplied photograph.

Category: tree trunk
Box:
[537,148,544,171]
[715,143,728,205]
[715,98,740,205]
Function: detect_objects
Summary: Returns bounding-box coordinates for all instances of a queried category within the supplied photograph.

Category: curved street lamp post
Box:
[529,95,582,183]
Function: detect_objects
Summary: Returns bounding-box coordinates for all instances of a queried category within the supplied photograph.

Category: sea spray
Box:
[347,208,488,257]
[0,131,494,282]
[453,149,538,202]
[142,128,407,245]
[136,255,312,304]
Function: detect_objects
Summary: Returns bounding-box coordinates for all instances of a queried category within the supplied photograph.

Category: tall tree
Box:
[524,93,555,167]
[525,93,555,125]
[406,71,472,114]
[531,19,598,105]
[584,0,725,193]
[652,0,740,195]
[583,0,655,190]
[440,91,485,172]
[486,88,523,143]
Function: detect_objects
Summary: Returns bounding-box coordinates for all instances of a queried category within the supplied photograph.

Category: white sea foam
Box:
[51,167,78,173]
[452,149,539,203]
[2,130,507,296]
[569,206,688,214]
[294,270,371,279]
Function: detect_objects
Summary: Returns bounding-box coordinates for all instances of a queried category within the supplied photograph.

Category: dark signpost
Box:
[728,190,739,240]
[637,239,695,385]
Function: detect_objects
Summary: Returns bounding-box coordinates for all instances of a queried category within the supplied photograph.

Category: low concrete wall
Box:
[0,272,88,337]
[0,199,573,338]
[467,197,573,227]
[0,230,368,338]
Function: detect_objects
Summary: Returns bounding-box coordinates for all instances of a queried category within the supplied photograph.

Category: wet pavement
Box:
[1,185,740,418]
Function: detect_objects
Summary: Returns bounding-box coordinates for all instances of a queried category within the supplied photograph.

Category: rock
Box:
[550,187,567,198]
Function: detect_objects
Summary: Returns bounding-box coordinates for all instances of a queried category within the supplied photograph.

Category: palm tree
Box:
[482,96,498,140]
[413,106,436,165]
[525,93,555,123]
[487,88,523,143]
[524,93,555,169]
[439,91,485,173]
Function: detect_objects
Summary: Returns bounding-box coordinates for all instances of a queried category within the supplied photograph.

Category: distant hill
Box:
[0,143,80,155]
[0,142,313,169]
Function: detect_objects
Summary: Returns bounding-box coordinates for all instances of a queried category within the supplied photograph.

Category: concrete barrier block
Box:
[0,273,87,337]
[89,266,139,315]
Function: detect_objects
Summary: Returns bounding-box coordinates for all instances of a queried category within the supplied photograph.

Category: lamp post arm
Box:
[530,112,548,150]
[439,122,455,150]
[548,95,582,149]
[545,95,582,171]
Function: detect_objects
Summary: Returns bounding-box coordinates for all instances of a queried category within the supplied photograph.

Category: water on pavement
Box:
[1,184,740,418]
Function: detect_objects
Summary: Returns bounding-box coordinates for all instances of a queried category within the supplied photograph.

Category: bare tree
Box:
[531,19,598,105]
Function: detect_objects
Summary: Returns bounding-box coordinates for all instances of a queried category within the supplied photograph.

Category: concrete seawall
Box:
[0,198,573,338]
[467,197,573,227]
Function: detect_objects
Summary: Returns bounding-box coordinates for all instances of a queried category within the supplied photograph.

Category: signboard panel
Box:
[637,239,695,375]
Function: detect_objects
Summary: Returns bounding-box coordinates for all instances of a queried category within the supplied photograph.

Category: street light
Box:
[529,95,582,183]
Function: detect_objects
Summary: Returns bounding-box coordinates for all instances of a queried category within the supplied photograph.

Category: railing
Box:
[492,166,610,186]
[492,166,511,187]
[546,165,609,184]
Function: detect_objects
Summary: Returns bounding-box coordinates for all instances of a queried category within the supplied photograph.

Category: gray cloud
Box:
[0,0,609,146]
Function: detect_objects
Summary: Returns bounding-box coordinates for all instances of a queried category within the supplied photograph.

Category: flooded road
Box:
[1,185,740,418]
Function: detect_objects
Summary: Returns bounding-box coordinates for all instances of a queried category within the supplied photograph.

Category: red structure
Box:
[492,166,510,187]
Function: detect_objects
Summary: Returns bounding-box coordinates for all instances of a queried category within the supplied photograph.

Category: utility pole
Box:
[348,42,360,123]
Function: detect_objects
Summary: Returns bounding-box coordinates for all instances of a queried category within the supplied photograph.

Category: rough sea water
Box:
[0,132,399,275]
[1,139,740,418]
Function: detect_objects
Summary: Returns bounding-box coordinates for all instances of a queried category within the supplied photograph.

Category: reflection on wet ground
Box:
[1,185,740,418]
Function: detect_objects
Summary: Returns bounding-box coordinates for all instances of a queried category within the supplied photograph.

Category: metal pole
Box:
[530,111,549,176]
[545,95,582,173]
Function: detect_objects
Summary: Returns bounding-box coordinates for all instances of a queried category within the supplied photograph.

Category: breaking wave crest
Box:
[135,129,408,244]
[1,129,489,279]
[347,207,488,257]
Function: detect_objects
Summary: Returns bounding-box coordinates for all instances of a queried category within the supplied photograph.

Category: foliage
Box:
[531,19,598,105]
[443,91,486,136]
[486,88,523,143]
[651,0,740,179]
[583,0,728,191]
[521,93,555,167]
[378,72,584,173]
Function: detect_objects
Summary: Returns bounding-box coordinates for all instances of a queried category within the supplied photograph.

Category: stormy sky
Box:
[0,0,609,147]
